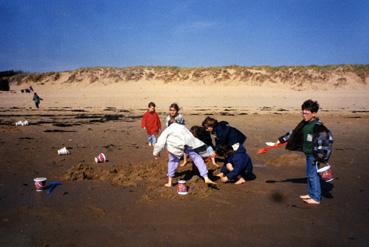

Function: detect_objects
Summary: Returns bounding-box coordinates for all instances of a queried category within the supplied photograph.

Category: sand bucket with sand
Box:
[34,177,47,191]
[177,180,188,195]
[317,164,334,182]
[95,153,107,163]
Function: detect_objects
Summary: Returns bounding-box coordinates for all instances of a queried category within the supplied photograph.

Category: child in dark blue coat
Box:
[202,117,246,153]
[216,145,253,185]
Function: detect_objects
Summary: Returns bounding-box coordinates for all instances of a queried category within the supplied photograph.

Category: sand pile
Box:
[63,160,221,200]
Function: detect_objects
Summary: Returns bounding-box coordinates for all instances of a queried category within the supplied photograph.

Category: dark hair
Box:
[202,116,218,128]
[148,102,156,107]
[301,99,319,113]
[169,103,179,112]
[190,125,202,137]
[216,145,234,157]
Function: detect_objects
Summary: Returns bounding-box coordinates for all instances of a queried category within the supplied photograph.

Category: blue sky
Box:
[0,0,368,72]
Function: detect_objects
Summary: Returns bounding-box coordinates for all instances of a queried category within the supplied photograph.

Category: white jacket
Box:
[153,123,205,158]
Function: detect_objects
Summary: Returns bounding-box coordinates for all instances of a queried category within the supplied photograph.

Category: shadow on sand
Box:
[174,165,220,190]
[265,177,334,199]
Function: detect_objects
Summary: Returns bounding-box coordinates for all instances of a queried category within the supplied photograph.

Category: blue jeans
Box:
[306,155,321,201]
[147,134,157,145]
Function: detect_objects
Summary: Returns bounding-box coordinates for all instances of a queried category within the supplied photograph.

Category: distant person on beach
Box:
[165,103,185,127]
[179,125,218,167]
[141,102,161,146]
[276,99,333,205]
[32,92,43,108]
[153,123,216,187]
[202,117,247,153]
[215,145,253,185]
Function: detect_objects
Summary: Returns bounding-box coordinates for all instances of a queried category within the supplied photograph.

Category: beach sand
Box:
[0,81,369,246]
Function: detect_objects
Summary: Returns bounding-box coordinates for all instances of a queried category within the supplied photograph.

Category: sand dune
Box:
[1,65,368,112]
[7,65,369,90]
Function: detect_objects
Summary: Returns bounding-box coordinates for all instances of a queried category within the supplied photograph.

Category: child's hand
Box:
[221,176,229,183]
[180,161,187,167]
[212,162,220,168]
[154,153,160,159]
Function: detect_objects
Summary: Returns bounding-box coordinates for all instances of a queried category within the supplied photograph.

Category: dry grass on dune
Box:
[4,64,369,90]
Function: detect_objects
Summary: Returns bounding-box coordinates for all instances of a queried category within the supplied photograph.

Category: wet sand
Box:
[0,107,369,246]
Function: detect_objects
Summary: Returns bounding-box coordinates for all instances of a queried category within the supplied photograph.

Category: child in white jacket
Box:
[153,123,216,187]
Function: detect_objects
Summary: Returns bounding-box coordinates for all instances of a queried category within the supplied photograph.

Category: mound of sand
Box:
[63,161,221,201]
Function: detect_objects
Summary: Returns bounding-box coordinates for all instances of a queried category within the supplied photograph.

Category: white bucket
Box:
[57,147,70,155]
[317,165,334,182]
[15,120,29,126]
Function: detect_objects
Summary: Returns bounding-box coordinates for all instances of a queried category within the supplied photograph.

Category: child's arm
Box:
[224,156,243,181]
[153,127,170,156]
[278,131,292,144]
[156,113,162,131]
[278,121,304,144]
[215,125,231,148]
[180,153,188,167]
[225,165,242,181]
[164,115,170,127]
[141,112,147,129]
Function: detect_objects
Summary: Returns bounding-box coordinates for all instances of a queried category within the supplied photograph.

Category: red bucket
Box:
[34,177,47,192]
[95,153,107,163]
[317,165,334,182]
[177,180,188,195]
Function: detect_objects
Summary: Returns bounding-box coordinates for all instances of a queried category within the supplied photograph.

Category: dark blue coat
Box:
[221,150,253,181]
[214,121,246,150]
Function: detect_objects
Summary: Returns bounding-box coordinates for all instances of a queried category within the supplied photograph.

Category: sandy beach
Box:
[2,81,369,112]
[2,0,369,243]
[0,77,369,246]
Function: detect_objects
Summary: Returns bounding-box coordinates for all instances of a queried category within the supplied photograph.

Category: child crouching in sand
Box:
[216,145,254,185]
[153,123,216,187]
